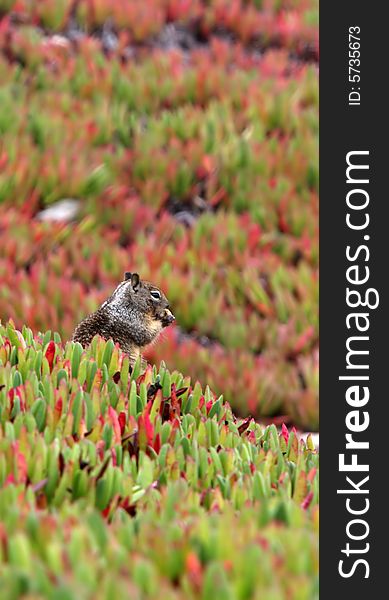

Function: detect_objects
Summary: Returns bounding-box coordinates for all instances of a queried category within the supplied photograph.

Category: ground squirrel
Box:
[72,272,175,366]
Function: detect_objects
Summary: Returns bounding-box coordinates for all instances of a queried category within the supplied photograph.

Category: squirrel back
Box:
[72,272,175,365]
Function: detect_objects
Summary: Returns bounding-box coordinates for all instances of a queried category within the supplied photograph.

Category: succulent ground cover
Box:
[0,323,319,598]
[0,0,318,430]
[0,1,318,57]
[0,3,318,595]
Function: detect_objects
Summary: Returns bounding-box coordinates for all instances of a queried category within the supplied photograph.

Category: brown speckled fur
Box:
[72,273,175,365]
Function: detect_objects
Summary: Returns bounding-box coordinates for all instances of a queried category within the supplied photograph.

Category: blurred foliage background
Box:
[0,0,318,430]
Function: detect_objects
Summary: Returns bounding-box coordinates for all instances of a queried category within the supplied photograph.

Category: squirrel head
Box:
[102,272,175,331]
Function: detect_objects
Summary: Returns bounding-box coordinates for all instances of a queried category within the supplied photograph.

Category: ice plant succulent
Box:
[0,4,317,424]
[0,322,319,598]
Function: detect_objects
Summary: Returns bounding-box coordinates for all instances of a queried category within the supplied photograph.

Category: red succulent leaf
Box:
[118,411,126,436]
[8,386,26,413]
[153,433,161,454]
[281,423,289,444]
[186,551,203,589]
[8,387,15,413]
[45,340,56,372]
[170,384,181,411]
[171,417,181,433]
[247,430,256,444]
[301,491,314,510]
[54,397,63,425]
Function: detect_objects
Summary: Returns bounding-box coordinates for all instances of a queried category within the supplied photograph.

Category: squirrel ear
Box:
[124,271,132,281]
[130,273,140,290]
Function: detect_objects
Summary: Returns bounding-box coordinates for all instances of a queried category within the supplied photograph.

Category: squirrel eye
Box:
[150,290,161,301]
